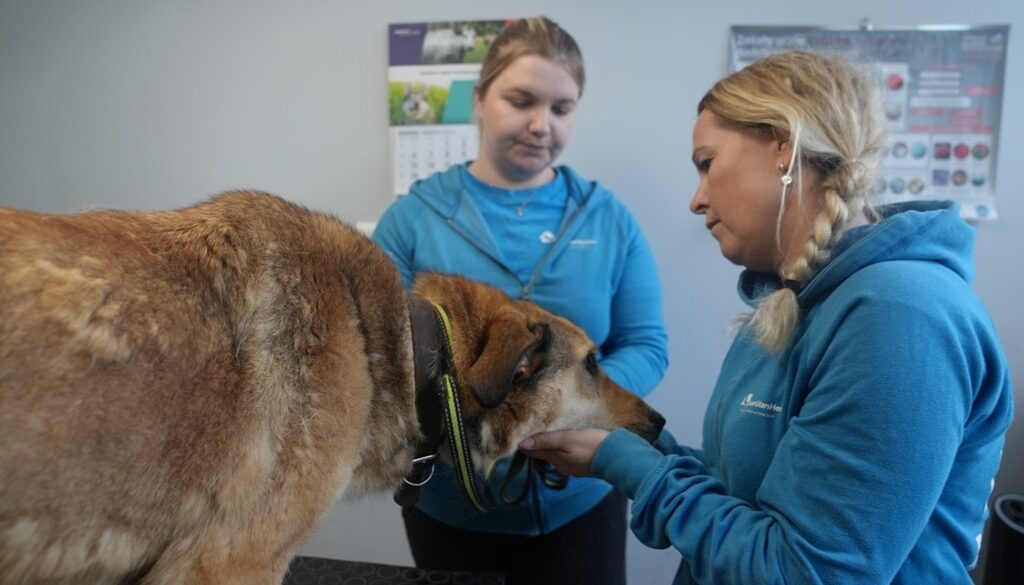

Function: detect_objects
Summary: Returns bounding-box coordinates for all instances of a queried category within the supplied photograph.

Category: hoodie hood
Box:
[406,164,614,270]
[738,200,976,308]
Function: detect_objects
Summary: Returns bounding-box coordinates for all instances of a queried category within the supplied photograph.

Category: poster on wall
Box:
[730,25,1010,221]
[388,20,509,197]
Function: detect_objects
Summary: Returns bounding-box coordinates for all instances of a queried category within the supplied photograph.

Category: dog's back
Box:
[0,192,414,584]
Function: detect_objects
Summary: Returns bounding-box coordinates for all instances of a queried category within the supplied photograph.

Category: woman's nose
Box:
[528,108,550,135]
[689,184,707,215]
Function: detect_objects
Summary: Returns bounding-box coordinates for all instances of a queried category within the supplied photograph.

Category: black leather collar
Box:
[393,297,445,507]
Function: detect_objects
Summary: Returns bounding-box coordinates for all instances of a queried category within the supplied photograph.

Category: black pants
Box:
[402,489,628,585]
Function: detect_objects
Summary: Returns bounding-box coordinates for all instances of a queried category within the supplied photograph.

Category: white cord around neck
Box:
[776,124,803,247]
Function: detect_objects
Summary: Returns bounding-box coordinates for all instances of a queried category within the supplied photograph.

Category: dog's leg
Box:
[140,536,295,585]
[140,484,332,585]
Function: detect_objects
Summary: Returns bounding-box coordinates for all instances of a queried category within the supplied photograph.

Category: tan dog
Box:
[0,192,664,585]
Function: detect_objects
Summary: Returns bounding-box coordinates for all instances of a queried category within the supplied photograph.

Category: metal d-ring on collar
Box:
[402,454,437,487]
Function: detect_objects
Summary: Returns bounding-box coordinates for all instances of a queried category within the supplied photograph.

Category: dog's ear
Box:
[466,314,544,409]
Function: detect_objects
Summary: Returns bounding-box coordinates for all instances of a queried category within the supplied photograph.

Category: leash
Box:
[485,452,567,506]
[432,301,494,512]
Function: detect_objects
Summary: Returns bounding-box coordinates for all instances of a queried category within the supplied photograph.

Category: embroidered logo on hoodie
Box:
[740,393,783,418]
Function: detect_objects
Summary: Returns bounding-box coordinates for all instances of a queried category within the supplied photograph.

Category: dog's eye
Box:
[512,369,528,386]
[584,352,598,377]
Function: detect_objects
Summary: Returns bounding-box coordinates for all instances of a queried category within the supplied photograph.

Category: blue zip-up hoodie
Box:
[593,201,1013,584]
[373,163,668,534]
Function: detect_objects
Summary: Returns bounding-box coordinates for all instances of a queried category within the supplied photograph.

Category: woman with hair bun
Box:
[522,51,1013,584]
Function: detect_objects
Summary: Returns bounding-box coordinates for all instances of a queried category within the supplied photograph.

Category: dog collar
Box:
[393,298,444,508]
[394,299,494,512]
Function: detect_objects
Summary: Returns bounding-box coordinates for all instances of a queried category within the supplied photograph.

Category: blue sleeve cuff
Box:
[593,428,667,499]
[652,428,680,454]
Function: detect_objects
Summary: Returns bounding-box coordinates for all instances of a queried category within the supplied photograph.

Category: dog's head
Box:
[412,273,666,468]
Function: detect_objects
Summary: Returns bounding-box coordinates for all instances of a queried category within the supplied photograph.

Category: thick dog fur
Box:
[0,192,664,585]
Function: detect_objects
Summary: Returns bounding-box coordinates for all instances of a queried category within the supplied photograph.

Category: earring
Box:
[779,163,793,186]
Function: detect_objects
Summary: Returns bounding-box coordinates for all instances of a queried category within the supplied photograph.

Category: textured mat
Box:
[283,555,506,585]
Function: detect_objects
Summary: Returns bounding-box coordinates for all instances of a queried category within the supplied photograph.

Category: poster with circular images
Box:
[730,25,1009,221]
[388,20,510,197]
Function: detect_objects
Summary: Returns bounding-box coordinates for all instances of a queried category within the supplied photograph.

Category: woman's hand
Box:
[519,428,610,477]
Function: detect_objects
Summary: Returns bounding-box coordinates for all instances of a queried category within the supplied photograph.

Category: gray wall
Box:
[1,1,1020,583]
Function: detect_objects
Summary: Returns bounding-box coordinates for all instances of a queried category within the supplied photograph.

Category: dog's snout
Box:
[648,410,667,441]
[601,374,666,444]
[629,407,666,444]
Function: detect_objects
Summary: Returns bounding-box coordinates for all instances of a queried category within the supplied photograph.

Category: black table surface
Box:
[283,555,506,585]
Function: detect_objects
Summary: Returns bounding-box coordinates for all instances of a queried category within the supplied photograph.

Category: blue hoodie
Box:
[594,201,1013,584]
[373,163,668,534]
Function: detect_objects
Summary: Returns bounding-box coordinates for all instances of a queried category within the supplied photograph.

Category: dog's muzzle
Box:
[628,408,666,444]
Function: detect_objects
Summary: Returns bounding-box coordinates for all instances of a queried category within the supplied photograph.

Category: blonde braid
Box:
[745,287,800,354]
[788,183,850,283]
[751,166,863,352]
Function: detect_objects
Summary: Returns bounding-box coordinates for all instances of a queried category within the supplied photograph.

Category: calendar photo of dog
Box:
[0,192,664,585]
[400,83,437,125]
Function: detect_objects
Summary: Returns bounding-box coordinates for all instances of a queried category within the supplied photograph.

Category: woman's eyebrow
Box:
[691,147,709,167]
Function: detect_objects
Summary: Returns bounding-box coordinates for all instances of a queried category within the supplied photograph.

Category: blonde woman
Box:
[373,17,667,585]
[523,51,1013,584]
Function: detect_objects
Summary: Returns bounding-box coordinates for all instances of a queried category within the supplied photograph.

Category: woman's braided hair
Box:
[698,51,887,352]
